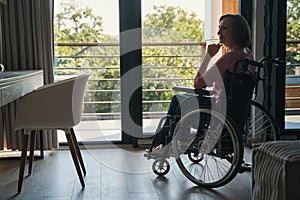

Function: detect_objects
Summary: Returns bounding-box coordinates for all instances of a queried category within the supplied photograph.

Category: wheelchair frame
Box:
[144,57,285,188]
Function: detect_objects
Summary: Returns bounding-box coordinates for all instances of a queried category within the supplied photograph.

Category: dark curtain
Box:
[0,0,57,150]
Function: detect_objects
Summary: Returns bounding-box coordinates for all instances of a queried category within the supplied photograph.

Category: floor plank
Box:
[0,148,252,200]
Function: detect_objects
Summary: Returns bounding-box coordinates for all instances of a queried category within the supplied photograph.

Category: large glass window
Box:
[54,0,248,143]
[285,0,300,130]
[54,0,121,143]
[141,0,205,136]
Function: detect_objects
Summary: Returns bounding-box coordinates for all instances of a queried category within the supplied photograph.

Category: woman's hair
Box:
[219,14,252,48]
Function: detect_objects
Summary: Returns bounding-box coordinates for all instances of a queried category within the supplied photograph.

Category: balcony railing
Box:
[286,40,300,114]
[55,40,300,118]
[54,42,206,119]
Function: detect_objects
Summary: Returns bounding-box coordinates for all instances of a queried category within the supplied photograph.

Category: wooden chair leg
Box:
[70,128,86,175]
[65,131,85,188]
[28,130,37,176]
[18,133,29,194]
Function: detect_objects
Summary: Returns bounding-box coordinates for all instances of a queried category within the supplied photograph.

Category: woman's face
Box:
[217,17,234,48]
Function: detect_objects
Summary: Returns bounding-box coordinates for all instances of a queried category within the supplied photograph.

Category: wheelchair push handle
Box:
[233,57,285,74]
[258,57,286,66]
[232,57,285,84]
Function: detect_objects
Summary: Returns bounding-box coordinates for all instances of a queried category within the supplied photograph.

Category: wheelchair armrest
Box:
[172,86,215,96]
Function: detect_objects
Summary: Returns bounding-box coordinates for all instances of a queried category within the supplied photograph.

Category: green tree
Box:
[143,5,204,42]
[286,0,300,75]
[54,3,205,113]
[142,5,204,111]
[54,0,120,114]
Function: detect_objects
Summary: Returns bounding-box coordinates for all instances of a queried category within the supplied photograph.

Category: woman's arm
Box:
[194,43,222,88]
[197,43,222,75]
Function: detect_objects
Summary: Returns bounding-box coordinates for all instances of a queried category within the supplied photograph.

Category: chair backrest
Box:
[15,74,89,130]
[72,74,90,125]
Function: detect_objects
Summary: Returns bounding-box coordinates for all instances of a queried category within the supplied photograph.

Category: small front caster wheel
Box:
[152,158,170,176]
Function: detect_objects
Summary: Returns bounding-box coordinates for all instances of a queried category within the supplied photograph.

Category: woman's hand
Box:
[197,43,222,77]
[207,43,222,58]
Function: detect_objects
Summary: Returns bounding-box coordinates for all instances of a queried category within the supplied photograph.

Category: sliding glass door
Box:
[54,0,121,143]
[141,0,205,137]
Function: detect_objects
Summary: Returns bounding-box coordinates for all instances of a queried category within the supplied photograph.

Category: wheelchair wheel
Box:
[152,158,170,176]
[243,101,280,168]
[172,108,243,188]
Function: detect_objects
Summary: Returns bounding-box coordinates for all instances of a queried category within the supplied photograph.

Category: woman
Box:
[148,14,254,153]
[194,14,253,105]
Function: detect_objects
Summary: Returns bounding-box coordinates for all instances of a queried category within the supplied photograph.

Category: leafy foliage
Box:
[54,1,120,114]
[54,2,205,114]
[142,5,204,112]
[286,0,300,75]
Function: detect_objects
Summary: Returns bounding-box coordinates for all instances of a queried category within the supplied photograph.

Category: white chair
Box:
[15,74,89,193]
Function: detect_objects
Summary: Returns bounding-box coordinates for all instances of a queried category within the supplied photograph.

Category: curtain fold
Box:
[0,0,57,150]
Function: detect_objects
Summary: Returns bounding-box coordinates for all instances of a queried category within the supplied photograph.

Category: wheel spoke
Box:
[173,108,242,187]
[243,101,279,168]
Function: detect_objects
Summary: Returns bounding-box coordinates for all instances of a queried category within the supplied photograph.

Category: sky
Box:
[55,0,205,35]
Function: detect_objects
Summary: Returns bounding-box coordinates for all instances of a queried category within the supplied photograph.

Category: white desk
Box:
[0,70,44,159]
[0,70,43,106]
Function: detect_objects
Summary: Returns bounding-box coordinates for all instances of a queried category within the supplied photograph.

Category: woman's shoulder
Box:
[242,48,254,59]
[216,51,242,65]
[223,48,253,59]
[215,48,253,72]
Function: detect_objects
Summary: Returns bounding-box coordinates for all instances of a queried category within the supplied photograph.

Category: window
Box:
[285,0,300,130]
[141,0,205,136]
[54,0,121,143]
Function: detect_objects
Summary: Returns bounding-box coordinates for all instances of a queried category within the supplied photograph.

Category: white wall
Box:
[204,0,222,67]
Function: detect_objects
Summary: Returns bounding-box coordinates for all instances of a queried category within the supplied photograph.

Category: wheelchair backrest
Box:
[222,59,258,129]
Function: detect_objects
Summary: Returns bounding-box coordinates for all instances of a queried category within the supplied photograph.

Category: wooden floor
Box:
[0,147,252,200]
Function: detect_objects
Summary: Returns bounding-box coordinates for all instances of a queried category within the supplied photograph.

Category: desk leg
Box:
[0,130,44,160]
[39,130,44,159]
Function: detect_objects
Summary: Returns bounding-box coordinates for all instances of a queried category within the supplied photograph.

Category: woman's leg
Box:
[151,94,197,147]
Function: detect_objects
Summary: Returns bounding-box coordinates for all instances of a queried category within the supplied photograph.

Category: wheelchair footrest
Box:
[144,145,173,160]
[143,152,171,160]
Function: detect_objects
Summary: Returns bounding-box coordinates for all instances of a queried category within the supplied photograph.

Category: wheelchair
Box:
[144,58,278,188]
